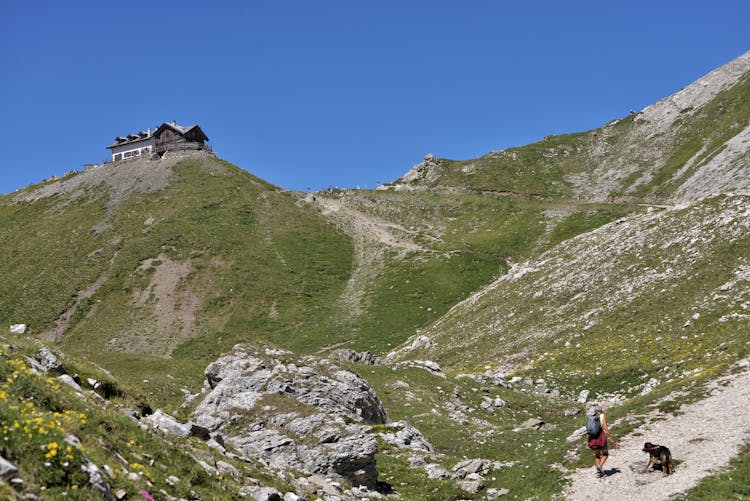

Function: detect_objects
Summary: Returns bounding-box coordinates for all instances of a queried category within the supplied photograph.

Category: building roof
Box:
[106,129,154,149]
[153,122,209,142]
[107,122,209,151]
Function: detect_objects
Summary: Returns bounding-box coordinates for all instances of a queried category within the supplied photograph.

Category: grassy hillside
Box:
[2,53,749,500]
[0,155,355,410]
[0,335,268,500]
[392,194,750,403]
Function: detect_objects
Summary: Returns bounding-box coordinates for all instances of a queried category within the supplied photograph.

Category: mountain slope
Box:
[1,152,356,407]
[2,51,750,499]
[384,50,750,202]
[389,193,750,399]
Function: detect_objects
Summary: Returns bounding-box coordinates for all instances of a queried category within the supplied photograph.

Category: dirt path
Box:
[314,195,425,319]
[564,358,750,500]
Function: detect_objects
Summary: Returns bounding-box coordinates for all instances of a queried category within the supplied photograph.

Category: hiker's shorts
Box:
[591,442,609,458]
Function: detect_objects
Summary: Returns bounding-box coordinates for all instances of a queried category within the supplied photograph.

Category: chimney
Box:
[147,127,151,136]
[172,120,176,126]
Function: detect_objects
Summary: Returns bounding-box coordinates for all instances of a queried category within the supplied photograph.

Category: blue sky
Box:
[1,1,748,194]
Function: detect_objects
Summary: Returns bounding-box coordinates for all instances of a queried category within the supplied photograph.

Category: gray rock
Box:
[9,324,27,334]
[577,390,590,404]
[456,473,484,494]
[487,487,510,499]
[57,374,83,392]
[566,426,587,443]
[142,410,191,437]
[194,344,389,488]
[379,421,432,452]
[283,493,301,501]
[334,349,377,365]
[82,461,111,498]
[564,407,581,416]
[166,475,180,486]
[0,455,18,479]
[118,407,139,420]
[114,488,127,500]
[195,346,387,430]
[35,347,65,374]
[514,418,556,432]
[102,464,115,478]
[452,458,491,478]
[424,463,450,479]
[303,474,344,496]
[241,485,282,501]
[216,460,241,480]
[207,437,226,452]
[415,360,442,373]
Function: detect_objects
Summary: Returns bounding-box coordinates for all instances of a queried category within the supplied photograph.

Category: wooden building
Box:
[107,121,209,162]
[153,121,209,155]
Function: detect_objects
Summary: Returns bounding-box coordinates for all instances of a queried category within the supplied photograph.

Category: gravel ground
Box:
[564,358,750,500]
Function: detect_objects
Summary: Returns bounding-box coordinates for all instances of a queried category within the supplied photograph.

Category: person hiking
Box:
[586,404,615,477]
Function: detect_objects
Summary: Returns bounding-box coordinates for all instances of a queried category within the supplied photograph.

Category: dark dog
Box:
[642,442,673,475]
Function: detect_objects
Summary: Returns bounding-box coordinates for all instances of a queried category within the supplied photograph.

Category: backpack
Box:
[586,414,601,437]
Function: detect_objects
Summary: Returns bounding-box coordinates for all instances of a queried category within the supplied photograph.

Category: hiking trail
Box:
[313,194,425,320]
[564,358,750,500]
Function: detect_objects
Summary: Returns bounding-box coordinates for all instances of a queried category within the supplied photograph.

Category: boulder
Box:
[142,410,190,437]
[451,458,491,478]
[577,390,590,404]
[566,426,587,443]
[513,418,556,432]
[563,407,581,416]
[424,463,450,480]
[334,349,377,365]
[193,344,391,488]
[9,324,27,334]
[35,347,65,374]
[82,461,111,498]
[0,455,18,479]
[487,487,510,498]
[195,346,388,430]
[57,374,83,392]
[379,421,432,452]
[456,473,484,494]
[240,485,282,501]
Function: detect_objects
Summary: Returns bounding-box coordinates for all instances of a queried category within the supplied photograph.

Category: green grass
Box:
[400,195,750,406]
[356,363,582,500]
[546,204,637,249]
[0,336,267,500]
[401,131,590,197]
[675,441,750,500]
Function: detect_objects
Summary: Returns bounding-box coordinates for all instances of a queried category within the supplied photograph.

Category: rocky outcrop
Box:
[34,347,65,374]
[192,345,389,488]
[334,348,378,365]
[142,410,191,438]
[379,421,432,452]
